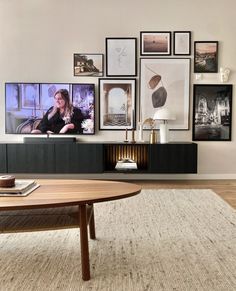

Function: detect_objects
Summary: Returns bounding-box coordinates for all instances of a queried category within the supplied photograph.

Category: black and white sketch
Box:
[106,38,137,76]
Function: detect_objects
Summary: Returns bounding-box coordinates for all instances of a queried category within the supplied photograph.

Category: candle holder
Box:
[130,129,136,144]
[124,128,129,143]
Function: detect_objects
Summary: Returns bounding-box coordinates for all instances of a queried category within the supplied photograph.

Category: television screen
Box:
[5,83,95,135]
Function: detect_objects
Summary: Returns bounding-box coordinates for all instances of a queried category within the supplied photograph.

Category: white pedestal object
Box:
[159,122,169,143]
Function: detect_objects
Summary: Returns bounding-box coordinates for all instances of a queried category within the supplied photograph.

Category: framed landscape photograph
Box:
[74,53,104,76]
[140,31,171,56]
[105,38,137,76]
[194,41,218,73]
[193,84,232,141]
[140,58,190,130]
[99,78,136,130]
[173,31,191,55]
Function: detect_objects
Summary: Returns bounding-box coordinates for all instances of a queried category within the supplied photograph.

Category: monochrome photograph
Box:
[193,84,232,141]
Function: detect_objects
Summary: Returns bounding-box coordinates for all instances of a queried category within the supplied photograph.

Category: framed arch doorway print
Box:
[99,78,136,130]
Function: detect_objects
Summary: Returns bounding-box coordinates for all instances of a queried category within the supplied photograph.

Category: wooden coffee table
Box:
[0,179,141,281]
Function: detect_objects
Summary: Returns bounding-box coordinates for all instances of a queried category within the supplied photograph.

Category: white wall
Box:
[0,0,235,178]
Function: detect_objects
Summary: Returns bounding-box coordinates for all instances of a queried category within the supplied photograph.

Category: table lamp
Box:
[153,108,176,143]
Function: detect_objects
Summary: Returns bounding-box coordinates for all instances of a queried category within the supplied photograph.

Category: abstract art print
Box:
[140,31,171,56]
[140,58,190,130]
[99,78,136,130]
[193,84,232,141]
[194,41,218,73]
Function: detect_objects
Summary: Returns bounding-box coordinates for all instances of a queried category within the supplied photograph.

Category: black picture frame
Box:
[194,41,219,73]
[192,84,232,141]
[173,31,191,55]
[140,31,171,56]
[74,53,104,77]
[99,78,136,130]
[105,38,137,77]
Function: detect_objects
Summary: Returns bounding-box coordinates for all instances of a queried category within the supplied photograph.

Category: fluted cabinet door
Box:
[55,144,103,173]
[0,144,7,173]
[7,144,55,173]
[149,143,197,173]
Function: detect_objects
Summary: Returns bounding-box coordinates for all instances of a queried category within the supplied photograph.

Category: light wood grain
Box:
[131,180,236,209]
[0,180,141,210]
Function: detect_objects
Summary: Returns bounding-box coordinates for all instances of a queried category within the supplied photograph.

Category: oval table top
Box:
[0,179,142,210]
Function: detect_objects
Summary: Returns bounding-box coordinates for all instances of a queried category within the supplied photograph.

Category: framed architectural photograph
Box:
[194,41,218,73]
[173,31,191,55]
[193,84,232,141]
[99,78,136,130]
[21,83,40,109]
[105,38,137,76]
[140,58,190,130]
[140,31,171,55]
[74,53,104,76]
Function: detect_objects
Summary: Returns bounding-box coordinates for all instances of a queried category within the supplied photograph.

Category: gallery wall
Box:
[0,0,235,178]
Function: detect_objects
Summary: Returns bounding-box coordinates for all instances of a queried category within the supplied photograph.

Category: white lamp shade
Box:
[153,108,176,121]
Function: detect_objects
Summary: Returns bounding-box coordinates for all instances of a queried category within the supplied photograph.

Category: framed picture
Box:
[21,83,40,109]
[99,78,136,130]
[74,53,104,76]
[140,58,190,130]
[140,31,171,56]
[194,41,218,73]
[173,31,191,55]
[105,38,137,76]
[193,84,232,141]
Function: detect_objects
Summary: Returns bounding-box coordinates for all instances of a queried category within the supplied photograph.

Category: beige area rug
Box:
[0,189,236,291]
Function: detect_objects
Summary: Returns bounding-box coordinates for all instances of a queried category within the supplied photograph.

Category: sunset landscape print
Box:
[194,41,218,73]
[141,31,171,55]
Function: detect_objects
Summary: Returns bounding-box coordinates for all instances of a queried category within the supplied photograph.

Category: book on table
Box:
[0,180,40,197]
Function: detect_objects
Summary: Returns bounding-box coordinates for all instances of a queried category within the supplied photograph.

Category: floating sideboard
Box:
[0,142,197,174]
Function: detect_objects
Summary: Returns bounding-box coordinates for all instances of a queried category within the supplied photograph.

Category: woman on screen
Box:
[31,89,83,134]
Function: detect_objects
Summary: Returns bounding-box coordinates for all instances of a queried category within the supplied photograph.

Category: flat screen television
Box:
[5,83,95,135]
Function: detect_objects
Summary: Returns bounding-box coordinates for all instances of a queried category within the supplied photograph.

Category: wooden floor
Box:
[132,180,236,209]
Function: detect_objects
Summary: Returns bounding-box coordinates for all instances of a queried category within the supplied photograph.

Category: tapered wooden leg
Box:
[79,204,90,281]
[89,204,96,239]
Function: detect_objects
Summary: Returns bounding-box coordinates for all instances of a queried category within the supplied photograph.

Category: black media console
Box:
[0,142,197,174]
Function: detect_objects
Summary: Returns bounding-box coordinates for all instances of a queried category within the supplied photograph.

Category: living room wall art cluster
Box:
[73,30,232,141]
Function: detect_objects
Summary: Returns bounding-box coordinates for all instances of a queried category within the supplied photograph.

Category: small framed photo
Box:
[173,31,191,55]
[194,41,218,73]
[74,53,104,77]
[193,84,232,141]
[21,83,40,109]
[105,38,137,76]
[140,31,171,56]
[99,78,136,130]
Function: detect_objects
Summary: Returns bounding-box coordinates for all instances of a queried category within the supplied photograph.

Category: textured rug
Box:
[0,189,236,291]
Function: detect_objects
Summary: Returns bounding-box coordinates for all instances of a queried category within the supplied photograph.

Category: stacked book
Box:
[0,180,40,197]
